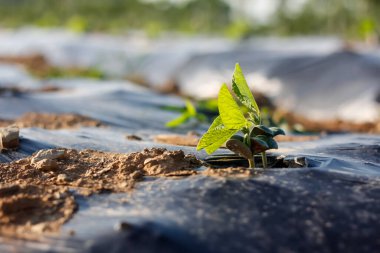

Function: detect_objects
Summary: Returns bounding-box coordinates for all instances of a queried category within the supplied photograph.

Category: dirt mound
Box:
[0,184,76,238]
[277,110,380,134]
[1,148,201,192]
[0,148,201,237]
[0,112,103,130]
[202,167,259,178]
[0,54,51,76]
[0,86,62,96]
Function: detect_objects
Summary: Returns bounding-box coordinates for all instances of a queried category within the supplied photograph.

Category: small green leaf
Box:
[208,115,224,130]
[218,83,248,129]
[165,112,190,128]
[204,130,236,154]
[185,99,196,117]
[255,135,278,149]
[232,63,260,115]
[251,137,269,154]
[251,125,274,137]
[270,127,286,136]
[196,116,224,150]
[230,134,244,142]
[197,116,237,154]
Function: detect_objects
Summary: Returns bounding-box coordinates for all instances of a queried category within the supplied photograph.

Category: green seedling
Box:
[196,63,285,169]
[164,98,219,128]
[165,99,207,128]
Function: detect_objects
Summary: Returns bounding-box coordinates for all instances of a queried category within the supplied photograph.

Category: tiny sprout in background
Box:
[165,99,207,128]
[196,63,285,169]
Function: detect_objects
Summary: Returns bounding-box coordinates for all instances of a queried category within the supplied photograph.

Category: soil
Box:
[0,184,76,238]
[277,110,380,134]
[0,54,103,79]
[202,167,260,178]
[0,148,201,237]
[274,135,321,142]
[0,112,103,130]
[154,132,200,146]
[0,54,52,77]
[0,86,62,96]
[126,134,142,141]
[154,132,320,147]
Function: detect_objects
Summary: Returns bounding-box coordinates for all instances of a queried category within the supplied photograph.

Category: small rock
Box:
[34,158,58,171]
[129,170,143,180]
[0,125,19,149]
[31,223,49,233]
[57,174,68,182]
[31,149,66,164]
[118,182,129,188]
[114,221,133,231]
[126,134,142,141]
[284,156,307,168]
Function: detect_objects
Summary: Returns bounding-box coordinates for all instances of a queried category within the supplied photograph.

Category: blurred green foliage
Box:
[0,0,231,35]
[0,0,378,40]
[32,67,105,79]
[271,0,379,41]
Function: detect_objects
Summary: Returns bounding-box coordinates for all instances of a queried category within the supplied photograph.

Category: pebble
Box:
[0,125,19,149]
[114,221,133,231]
[34,158,58,171]
[57,174,68,182]
[31,149,66,164]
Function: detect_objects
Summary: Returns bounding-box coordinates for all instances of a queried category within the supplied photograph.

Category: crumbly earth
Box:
[0,184,76,238]
[202,167,260,178]
[154,133,200,146]
[0,54,52,76]
[277,110,380,134]
[0,86,62,96]
[0,148,201,237]
[153,133,320,147]
[0,112,103,130]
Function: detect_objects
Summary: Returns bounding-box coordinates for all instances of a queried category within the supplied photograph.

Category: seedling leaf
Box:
[197,116,238,153]
[270,127,286,136]
[232,63,260,115]
[165,112,190,128]
[251,125,274,136]
[196,116,237,154]
[226,139,253,160]
[185,99,196,117]
[218,83,248,129]
[255,135,278,149]
[204,130,236,154]
[251,137,269,153]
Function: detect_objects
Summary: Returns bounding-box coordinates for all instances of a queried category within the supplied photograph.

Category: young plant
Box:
[196,63,285,168]
[165,99,206,128]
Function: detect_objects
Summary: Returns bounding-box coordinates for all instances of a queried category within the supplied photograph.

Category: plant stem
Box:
[261,151,267,168]
[248,158,255,169]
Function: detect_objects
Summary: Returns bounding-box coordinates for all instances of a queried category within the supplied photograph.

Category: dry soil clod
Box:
[0,125,19,150]
[0,112,103,130]
[0,184,76,238]
[0,148,202,237]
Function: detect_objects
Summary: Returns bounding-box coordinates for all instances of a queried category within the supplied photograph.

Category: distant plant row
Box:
[0,0,378,41]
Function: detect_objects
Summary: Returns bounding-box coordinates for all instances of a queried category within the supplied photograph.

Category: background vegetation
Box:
[0,0,378,41]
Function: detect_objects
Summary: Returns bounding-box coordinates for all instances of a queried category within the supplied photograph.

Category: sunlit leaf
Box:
[185,99,196,117]
[165,112,190,128]
[232,63,260,116]
[218,83,248,129]
[197,116,237,154]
